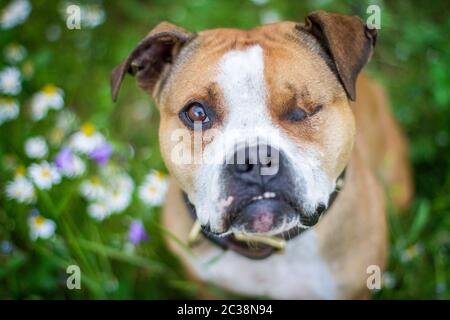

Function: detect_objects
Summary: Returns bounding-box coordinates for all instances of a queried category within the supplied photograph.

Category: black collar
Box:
[183,168,346,260]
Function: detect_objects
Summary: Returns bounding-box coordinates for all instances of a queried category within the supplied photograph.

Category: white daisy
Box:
[5,176,35,204]
[260,9,281,24]
[55,147,86,178]
[69,123,105,154]
[80,176,106,201]
[31,84,64,121]
[60,154,85,178]
[0,67,21,95]
[4,43,27,64]
[250,0,269,5]
[28,215,56,240]
[28,161,61,190]
[110,173,134,192]
[87,202,111,221]
[105,189,132,213]
[138,170,169,206]
[0,0,31,30]
[84,172,134,217]
[82,4,106,29]
[145,170,168,188]
[0,97,19,125]
[56,109,78,133]
[24,136,48,159]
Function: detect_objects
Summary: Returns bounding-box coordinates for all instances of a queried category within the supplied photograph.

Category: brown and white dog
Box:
[111,11,413,299]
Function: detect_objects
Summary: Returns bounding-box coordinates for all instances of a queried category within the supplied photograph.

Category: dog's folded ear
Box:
[299,11,377,101]
[111,22,192,102]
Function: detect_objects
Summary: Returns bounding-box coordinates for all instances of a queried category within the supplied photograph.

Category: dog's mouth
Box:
[225,225,306,259]
[187,168,345,260]
[184,190,326,260]
[226,191,311,233]
[201,223,306,260]
[202,193,311,259]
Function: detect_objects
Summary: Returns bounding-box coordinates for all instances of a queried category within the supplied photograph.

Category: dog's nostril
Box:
[229,144,282,177]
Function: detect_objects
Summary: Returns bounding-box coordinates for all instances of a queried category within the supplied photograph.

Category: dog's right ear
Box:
[111,22,192,102]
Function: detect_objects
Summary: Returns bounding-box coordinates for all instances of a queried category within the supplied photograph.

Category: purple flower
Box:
[89,143,113,165]
[55,147,73,169]
[1,241,13,254]
[128,220,149,245]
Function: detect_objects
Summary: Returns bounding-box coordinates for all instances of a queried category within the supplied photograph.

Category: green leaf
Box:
[408,199,430,244]
[77,239,165,273]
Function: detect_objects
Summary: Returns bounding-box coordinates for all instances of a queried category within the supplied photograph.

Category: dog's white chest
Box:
[188,230,337,299]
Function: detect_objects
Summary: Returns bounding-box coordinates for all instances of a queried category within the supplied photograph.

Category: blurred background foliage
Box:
[0,0,449,299]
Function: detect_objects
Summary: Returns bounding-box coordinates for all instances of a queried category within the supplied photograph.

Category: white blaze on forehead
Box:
[217,45,267,125]
[193,45,334,232]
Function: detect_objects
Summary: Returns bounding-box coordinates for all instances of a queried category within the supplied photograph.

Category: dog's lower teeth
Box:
[263,192,276,199]
[251,192,276,202]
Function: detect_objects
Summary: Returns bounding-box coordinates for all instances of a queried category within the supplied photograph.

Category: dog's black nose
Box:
[226,144,281,184]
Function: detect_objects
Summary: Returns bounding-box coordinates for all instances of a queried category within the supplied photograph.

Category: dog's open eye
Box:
[187,103,208,122]
[179,101,214,130]
[284,105,322,122]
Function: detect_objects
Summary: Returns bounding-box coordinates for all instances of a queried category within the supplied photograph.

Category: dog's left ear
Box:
[111,22,192,102]
[299,11,377,101]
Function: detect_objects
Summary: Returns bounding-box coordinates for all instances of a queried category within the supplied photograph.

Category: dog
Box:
[111,11,413,299]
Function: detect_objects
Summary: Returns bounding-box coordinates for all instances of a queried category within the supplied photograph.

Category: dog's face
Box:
[111,11,376,236]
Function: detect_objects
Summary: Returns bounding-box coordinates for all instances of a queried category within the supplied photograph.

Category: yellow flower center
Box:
[22,61,34,76]
[35,216,45,226]
[81,123,96,136]
[155,171,165,181]
[0,97,15,107]
[15,165,26,176]
[42,84,57,96]
[406,246,417,258]
[41,168,51,178]
[90,176,100,185]
[148,186,156,194]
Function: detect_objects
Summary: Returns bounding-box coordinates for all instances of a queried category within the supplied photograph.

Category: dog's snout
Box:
[222,144,299,234]
[227,144,280,182]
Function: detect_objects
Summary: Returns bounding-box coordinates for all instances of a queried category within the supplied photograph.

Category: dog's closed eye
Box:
[284,105,322,122]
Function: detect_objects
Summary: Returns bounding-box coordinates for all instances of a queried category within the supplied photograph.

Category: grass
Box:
[0,0,449,299]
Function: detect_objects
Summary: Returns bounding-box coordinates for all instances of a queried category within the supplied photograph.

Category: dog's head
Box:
[111,11,376,237]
